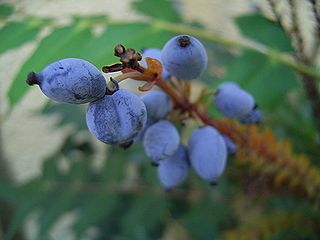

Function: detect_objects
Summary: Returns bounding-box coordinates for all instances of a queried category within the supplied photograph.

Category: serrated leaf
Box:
[133,0,181,22]
[222,50,298,109]
[235,14,292,52]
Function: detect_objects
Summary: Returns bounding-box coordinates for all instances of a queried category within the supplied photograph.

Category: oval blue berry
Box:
[86,89,147,145]
[188,126,227,184]
[157,144,189,190]
[135,91,172,143]
[161,35,208,80]
[222,135,237,156]
[27,58,107,104]
[214,82,255,118]
[237,107,262,124]
[143,120,180,165]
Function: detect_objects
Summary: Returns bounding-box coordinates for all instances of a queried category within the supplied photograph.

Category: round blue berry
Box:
[27,58,107,104]
[222,135,237,156]
[157,144,189,190]
[214,82,255,118]
[143,120,180,165]
[161,35,208,80]
[237,106,262,124]
[141,90,172,122]
[188,126,227,184]
[141,48,170,80]
[134,91,172,143]
[86,89,147,145]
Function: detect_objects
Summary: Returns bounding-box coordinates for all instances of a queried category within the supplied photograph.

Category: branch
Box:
[148,19,320,81]
[308,0,320,60]
[267,0,286,31]
[285,0,320,133]
[90,18,320,80]
[223,211,319,239]
[300,73,320,132]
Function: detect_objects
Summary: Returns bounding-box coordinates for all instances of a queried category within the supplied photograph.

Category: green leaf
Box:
[181,198,233,240]
[235,14,292,52]
[222,50,298,109]
[101,147,129,182]
[67,158,91,181]
[4,179,47,240]
[0,20,43,54]
[42,102,87,130]
[92,195,130,239]
[0,4,14,18]
[201,41,236,85]
[37,186,80,237]
[0,182,20,203]
[73,192,121,238]
[41,155,64,181]
[270,91,318,157]
[120,194,168,239]
[8,24,91,108]
[133,0,181,22]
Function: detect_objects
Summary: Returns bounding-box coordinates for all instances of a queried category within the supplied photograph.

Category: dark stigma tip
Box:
[210,181,218,186]
[26,72,39,86]
[178,35,191,47]
[119,140,134,149]
[151,162,159,167]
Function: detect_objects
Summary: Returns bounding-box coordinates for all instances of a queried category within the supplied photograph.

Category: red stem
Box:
[156,79,234,137]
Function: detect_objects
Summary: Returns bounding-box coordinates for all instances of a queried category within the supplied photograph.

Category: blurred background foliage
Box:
[0,0,320,239]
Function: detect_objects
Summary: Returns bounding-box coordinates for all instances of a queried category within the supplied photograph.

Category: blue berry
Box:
[188,126,227,184]
[86,89,147,145]
[222,135,237,156]
[157,144,189,190]
[143,120,180,165]
[133,118,155,143]
[141,90,172,122]
[214,82,255,118]
[26,58,106,104]
[141,48,170,79]
[237,105,262,124]
[134,91,172,143]
[161,35,208,80]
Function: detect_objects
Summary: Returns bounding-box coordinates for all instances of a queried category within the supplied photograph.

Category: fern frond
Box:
[223,211,317,240]
[215,120,320,204]
[266,0,317,61]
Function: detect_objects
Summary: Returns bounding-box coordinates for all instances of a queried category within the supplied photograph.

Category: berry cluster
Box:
[27,34,261,190]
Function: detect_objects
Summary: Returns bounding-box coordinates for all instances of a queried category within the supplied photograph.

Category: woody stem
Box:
[155,80,234,137]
